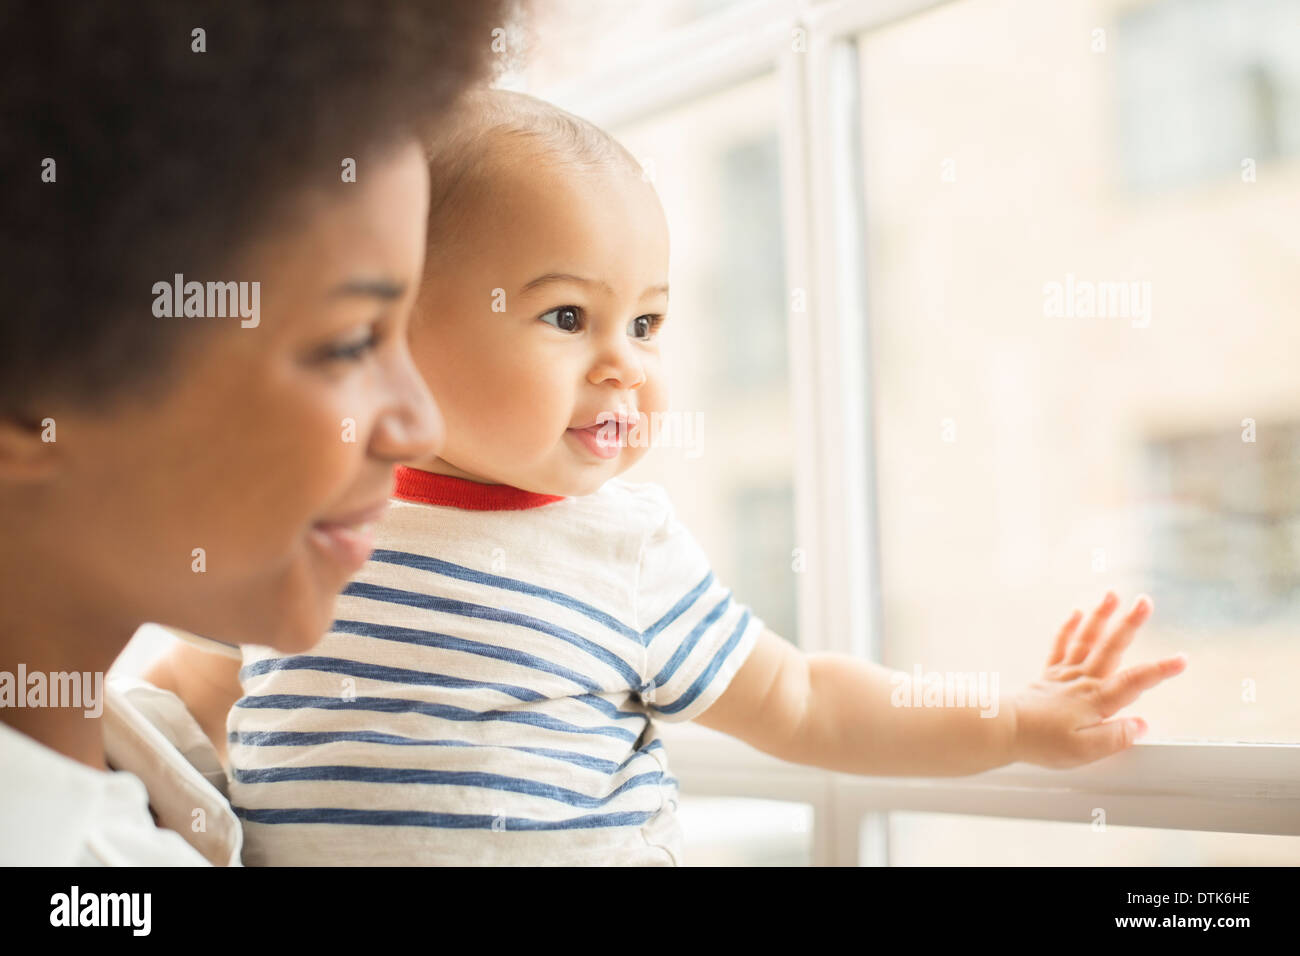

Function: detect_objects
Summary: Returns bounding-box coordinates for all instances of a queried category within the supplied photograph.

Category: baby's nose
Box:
[588,341,647,390]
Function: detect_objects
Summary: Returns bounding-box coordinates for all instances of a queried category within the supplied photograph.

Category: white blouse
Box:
[0,677,241,866]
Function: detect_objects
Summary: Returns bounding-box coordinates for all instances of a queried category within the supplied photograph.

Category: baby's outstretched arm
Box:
[694,592,1187,776]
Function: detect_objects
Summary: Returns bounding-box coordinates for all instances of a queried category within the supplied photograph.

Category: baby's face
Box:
[408,150,670,496]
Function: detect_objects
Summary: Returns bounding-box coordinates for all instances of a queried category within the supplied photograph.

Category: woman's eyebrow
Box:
[327,277,407,301]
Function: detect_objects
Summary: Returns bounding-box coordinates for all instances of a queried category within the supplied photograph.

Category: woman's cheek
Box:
[259,387,367,549]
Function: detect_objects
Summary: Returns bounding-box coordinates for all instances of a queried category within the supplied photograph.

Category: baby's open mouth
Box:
[566,421,624,460]
[567,409,641,460]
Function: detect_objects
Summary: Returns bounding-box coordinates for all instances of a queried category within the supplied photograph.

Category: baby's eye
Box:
[539,305,582,333]
[628,314,664,340]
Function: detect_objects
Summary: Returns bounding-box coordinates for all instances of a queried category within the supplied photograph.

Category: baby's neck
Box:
[406,457,501,485]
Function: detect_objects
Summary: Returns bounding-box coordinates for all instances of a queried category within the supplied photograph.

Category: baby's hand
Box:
[1010,592,1187,769]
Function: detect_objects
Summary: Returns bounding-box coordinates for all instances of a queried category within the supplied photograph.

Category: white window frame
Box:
[535,0,1300,866]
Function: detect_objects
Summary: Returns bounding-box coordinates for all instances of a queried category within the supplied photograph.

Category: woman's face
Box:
[41,141,442,653]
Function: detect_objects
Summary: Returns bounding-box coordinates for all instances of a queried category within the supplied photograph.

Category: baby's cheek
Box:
[497,382,568,455]
[640,370,670,416]
[617,440,652,476]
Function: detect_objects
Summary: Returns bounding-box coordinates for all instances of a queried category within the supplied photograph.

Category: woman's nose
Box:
[370,350,445,462]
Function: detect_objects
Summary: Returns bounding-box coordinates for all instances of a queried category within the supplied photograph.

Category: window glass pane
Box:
[522,1,779,90]
[858,0,1300,741]
[1115,0,1300,191]
[680,796,814,865]
[883,812,1300,865]
[614,74,800,643]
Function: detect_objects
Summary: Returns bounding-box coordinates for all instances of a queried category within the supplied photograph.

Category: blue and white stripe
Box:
[227,478,762,865]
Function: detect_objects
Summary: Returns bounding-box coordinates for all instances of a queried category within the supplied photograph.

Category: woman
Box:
[0,0,512,864]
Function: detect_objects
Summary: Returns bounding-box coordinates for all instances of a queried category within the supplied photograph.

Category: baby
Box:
[164,90,1186,865]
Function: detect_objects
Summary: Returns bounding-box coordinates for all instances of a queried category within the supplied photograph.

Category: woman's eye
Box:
[320,327,380,362]
[539,305,582,333]
[628,314,664,340]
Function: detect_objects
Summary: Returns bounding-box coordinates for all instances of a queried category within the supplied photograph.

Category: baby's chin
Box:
[553,473,617,497]
[517,457,640,499]
[460,444,646,499]
[515,468,611,499]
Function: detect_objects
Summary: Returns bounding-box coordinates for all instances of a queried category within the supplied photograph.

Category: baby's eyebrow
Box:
[521,273,613,296]
[521,273,669,300]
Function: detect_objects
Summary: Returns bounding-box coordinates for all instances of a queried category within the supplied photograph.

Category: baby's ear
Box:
[0,414,62,483]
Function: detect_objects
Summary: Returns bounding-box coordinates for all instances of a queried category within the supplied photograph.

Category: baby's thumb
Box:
[1079,716,1147,762]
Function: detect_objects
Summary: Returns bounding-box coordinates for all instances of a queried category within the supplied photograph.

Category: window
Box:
[1141,423,1300,634]
[857,0,1300,745]
[1115,0,1300,192]
[679,796,814,865]
[885,812,1300,866]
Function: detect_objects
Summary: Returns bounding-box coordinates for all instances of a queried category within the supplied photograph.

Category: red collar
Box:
[393,466,565,511]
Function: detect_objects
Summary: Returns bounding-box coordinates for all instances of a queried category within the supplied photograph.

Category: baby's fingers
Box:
[1046,608,1083,667]
[1075,715,1149,763]
[1098,653,1188,714]
[1085,595,1153,676]
[1064,591,1119,666]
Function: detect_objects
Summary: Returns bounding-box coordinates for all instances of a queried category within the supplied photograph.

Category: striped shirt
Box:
[228,468,763,865]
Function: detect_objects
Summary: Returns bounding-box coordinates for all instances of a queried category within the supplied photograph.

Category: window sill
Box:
[659,722,1300,836]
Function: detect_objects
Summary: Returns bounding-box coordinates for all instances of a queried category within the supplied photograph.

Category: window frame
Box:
[533,0,1300,866]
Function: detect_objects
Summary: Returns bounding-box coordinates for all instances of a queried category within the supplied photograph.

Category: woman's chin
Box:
[266,609,335,655]
[209,595,334,656]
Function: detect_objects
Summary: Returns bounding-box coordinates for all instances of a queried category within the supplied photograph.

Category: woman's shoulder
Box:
[0,719,203,865]
[0,682,240,866]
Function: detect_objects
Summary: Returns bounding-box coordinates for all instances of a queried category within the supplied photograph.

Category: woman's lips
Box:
[567,423,621,460]
[308,501,389,573]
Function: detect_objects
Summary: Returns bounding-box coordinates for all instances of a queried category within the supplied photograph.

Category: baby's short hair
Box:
[424,88,643,254]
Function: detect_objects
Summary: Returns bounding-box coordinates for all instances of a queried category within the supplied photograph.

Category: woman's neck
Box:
[0,573,135,771]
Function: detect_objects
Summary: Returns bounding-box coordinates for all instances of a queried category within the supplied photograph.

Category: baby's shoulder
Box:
[586,477,674,523]
[580,480,694,553]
